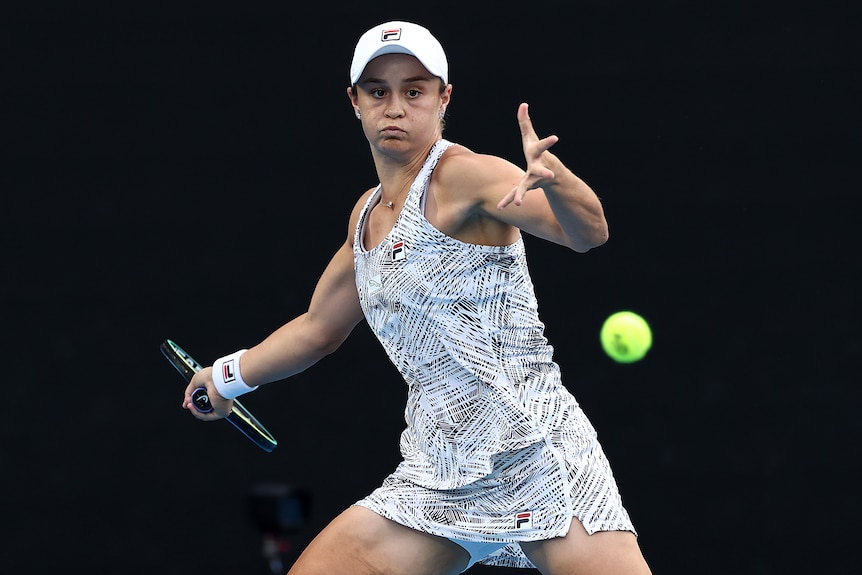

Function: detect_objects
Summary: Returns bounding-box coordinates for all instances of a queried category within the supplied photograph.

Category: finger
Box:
[517,103,536,138]
[532,166,556,181]
[183,383,197,405]
[519,105,558,159]
[514,189,526,206]
[536,134,559,154]
[497,188,517,210]
[511,182,530,207]
[188,405,219,421]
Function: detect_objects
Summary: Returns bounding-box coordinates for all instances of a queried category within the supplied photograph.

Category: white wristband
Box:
[212,349,257,399]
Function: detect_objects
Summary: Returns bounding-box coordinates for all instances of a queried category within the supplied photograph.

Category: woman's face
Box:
[351,53,450,155]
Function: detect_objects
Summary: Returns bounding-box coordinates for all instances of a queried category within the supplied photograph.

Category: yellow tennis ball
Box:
[600,311,653,363]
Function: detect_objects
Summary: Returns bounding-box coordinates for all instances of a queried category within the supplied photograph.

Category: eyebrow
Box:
[359,74,436,86]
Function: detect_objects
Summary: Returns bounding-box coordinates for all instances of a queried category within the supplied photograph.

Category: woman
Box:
[184,20,652,575]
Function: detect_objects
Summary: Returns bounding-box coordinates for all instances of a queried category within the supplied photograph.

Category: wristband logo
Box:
[223,359,237,383]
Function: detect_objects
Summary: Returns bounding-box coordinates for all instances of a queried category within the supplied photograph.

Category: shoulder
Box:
[343,186,377,238]
[433,143,524,209]
[423,143,524,244]
[437,143,518,173]
[437,144,521,185]
[353,186,377,213]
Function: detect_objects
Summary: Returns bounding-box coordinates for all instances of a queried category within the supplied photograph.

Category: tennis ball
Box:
[600,311,652,363]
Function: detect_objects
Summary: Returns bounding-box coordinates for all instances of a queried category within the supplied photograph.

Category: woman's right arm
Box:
[239,238,364,386]
[182,193,370,419]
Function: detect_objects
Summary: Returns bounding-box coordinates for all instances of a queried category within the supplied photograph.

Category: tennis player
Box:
[183,20,652,575]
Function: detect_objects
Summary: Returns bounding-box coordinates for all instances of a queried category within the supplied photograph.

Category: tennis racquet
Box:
[161,339,278,453]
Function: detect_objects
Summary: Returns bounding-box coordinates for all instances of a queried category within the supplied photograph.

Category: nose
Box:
[385,95,406,118]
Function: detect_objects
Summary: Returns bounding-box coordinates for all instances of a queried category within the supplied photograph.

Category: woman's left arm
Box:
[495,102,609,253]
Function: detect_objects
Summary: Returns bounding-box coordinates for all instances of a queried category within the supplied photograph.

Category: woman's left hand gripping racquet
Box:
[160,339,278,453]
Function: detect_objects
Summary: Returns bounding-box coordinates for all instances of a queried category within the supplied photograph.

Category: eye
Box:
[406,89,421,98]
[370,88,386,98]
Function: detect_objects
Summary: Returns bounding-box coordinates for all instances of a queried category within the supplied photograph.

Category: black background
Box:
[4,1,859,573]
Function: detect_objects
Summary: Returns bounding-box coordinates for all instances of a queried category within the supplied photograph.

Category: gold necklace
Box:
[380,178,412,209]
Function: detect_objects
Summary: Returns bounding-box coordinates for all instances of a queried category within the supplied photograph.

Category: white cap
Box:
[350,21,448,84]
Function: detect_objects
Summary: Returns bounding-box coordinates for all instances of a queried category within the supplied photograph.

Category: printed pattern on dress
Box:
[352,140,635,569]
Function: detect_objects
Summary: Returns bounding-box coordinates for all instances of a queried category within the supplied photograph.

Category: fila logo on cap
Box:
[381,28,402,41]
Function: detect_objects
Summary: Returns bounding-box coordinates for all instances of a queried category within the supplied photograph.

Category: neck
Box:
[373,140,439,208]
[379,177,412,209]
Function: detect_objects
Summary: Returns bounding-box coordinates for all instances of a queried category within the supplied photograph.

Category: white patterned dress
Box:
[353,140,635,569]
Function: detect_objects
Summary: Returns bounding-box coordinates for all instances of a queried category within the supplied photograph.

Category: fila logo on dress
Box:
[515,512,532,529]
[392,241,406,261]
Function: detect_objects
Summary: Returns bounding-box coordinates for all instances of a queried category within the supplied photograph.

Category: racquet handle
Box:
[191,387,214,413]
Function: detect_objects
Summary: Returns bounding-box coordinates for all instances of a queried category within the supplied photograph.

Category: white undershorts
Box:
[447,538,509,571]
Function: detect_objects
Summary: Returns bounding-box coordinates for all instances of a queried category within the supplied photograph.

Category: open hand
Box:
[497,103,559,210]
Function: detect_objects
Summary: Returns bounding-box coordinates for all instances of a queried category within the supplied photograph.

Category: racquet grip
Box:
[191,387,214,413]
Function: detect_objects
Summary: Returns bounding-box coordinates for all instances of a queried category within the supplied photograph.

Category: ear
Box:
[347,86,362,118]
[440,84,452,112]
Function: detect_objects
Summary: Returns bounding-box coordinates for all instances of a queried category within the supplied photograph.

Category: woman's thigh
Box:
[287,505,470,575]
[520,518,652,575]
